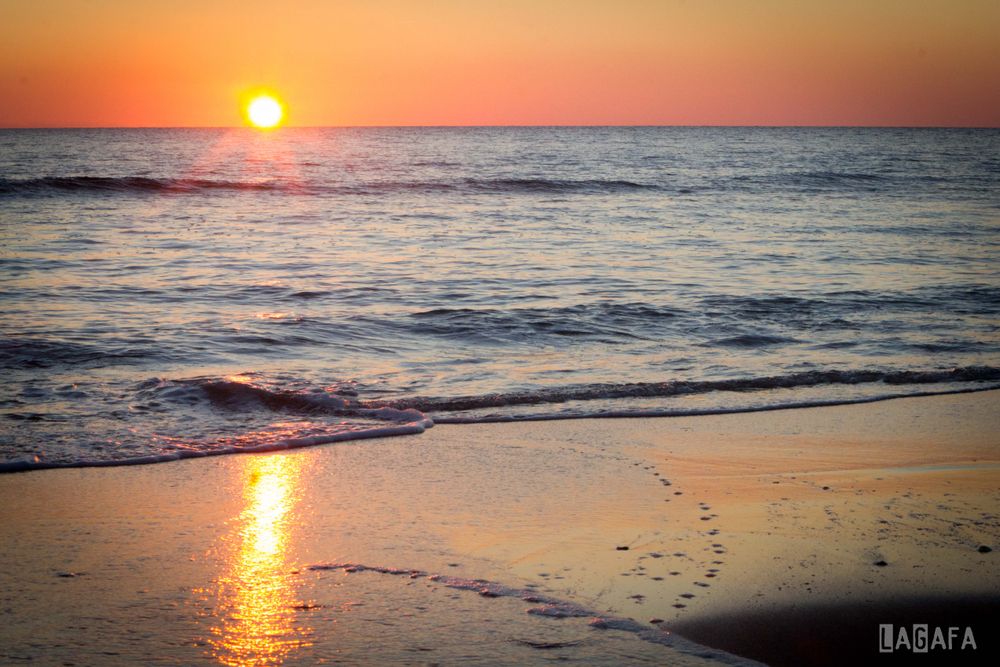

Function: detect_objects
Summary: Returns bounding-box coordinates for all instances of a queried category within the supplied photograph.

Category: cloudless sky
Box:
[1,0,998,127]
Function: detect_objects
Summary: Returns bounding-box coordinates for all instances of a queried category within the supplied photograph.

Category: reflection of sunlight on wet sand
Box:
[208,454,311,666]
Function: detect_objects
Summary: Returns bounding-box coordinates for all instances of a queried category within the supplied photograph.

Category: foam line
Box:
[306,562,766,666]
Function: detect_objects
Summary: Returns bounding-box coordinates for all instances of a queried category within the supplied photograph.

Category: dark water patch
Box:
[0,336,161,370]
[904,341,985,353]
[709,334,799,348]
[0,175,662,197]
[723,171,888,194]
[0,175,292,195]
[701,285,1000,320]
[812,341,859,350]
[5,412,54,422]
[715,168,986,197]
[406,302,684,343]
[457,177,656,194]
[0,257,81,272]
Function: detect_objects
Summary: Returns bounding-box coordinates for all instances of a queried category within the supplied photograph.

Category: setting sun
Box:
[246,95,284,129]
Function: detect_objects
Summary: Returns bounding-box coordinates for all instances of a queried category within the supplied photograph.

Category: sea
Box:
[2,127,999,470]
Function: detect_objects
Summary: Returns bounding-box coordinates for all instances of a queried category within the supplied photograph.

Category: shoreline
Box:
[1,390,997,664]
[4,383,999,474]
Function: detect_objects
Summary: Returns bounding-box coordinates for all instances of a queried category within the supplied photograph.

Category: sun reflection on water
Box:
[207,454,311,666]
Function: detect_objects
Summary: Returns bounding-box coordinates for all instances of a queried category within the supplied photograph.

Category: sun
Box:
[246,94,284,129]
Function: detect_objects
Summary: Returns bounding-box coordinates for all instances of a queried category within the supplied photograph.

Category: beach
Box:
[3,126,999,664]
[3,0,1000,662]
[2,390,997,665]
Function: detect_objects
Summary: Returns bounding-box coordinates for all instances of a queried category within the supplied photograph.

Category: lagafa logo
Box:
[879,624,978,654]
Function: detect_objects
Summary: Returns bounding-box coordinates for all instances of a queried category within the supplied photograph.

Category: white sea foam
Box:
[0,419,432,473]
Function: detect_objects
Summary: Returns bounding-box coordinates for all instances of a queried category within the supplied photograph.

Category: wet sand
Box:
[1,391,997,665]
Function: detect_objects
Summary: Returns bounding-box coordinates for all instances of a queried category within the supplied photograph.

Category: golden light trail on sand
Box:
[208,454,310,666]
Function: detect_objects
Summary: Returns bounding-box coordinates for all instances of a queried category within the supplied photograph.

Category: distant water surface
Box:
[1,127,998,468]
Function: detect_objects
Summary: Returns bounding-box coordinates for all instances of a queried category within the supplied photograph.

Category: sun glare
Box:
[246,95,284,129]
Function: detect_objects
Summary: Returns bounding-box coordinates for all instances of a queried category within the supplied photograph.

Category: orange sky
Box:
[1,0,998,127]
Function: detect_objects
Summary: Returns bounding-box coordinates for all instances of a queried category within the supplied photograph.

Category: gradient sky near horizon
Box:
[1,0,998,127]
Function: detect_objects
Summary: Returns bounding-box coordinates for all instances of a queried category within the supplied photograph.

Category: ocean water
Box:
[1,127,999,469]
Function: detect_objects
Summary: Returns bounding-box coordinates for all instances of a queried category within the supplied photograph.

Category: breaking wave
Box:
[4,367,997,472]
[372,366,1000,415]
[4,171,932,197]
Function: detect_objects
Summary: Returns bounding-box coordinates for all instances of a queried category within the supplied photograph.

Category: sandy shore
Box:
[1,391,997,665]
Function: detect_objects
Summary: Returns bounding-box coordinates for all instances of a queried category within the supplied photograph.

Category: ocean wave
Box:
[700,285,1000,318]
[0,171,979,198]
[406,302,681,342]
[727,170,889,194]
[431,386,1000,423]
[372,366,1000,414]
[137,366,1000,419]
[455,177,655,194]
[1,377,433,473]
[404,287,1000,346]
[0,175,291,195]
[0,336,160,369]
[4,368,998,472]
[142,377,427,425]
[707,334,798,348]
[0,175,661,197]
[787,170,887,185]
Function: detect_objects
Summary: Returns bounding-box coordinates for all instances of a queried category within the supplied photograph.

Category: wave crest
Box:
[372,366,1000,414]
[0,175,660,197]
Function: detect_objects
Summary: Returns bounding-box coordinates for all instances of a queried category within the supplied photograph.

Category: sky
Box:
[1,0,998,127]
